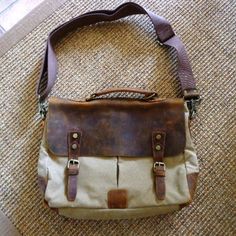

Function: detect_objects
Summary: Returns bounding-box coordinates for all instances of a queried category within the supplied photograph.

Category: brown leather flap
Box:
[46,97,186,157]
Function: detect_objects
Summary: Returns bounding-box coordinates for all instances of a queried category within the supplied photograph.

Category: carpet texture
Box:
[0,0,67,56]
[0,0,235,235]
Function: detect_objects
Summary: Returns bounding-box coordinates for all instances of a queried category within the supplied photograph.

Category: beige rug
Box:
[0,0,67,56]
[0,0,235,235]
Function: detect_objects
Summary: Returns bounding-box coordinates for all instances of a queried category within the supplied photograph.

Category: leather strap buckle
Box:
[153,162,166,171]
[67,159,80,169]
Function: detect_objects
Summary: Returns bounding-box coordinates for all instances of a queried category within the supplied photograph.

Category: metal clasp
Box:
[67,159,80,169]
[153,162,166,170]
[38,98,48,120]
[186,97,201,119]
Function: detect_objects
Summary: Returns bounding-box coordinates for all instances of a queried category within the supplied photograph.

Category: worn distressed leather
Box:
[46,97,186,157]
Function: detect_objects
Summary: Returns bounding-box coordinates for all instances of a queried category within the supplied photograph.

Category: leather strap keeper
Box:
[68,165,79,176]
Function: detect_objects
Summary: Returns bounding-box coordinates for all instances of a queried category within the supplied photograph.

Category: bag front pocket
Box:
[44,155,117,208]
[118,155,191,208]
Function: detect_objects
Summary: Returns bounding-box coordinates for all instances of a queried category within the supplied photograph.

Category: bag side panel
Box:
[183,104,199,201]
[38,132,49,195]
[184,105,199,174]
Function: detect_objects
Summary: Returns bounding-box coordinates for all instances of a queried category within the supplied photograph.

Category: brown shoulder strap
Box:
[37,2,199,103]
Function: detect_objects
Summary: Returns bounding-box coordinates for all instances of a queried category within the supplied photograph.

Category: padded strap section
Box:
[37,2,197,102]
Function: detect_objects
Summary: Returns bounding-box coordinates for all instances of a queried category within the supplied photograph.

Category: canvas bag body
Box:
[36,2,201,220]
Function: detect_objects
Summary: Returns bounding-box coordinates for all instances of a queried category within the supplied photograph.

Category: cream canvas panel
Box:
[44,155,118,208]
[184,110,199,174]
[118,155,190,208]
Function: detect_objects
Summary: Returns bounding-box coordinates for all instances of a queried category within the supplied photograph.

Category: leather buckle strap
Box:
[152,131,166,200]
[153,162,166,200]
[67,131,82,201]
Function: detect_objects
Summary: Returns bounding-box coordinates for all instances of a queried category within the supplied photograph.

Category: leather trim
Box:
[67,131,81,201]
[46,97,186,157]
[43,200,59,213]
[187,172,198,199]
[108,189,128,209]
[180,172,199,208]
[38,175,47,195]
[152,131,166,200]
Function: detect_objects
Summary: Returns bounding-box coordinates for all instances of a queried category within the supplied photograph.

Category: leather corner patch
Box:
[187,172,199,199]
[43,200,59,214]
[38,175,48,195]
[179,173,199,208]
[108,189,128,209]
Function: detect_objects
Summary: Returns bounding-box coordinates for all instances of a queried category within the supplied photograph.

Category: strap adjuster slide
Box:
[38,97,48,120]
[186,97,201,119]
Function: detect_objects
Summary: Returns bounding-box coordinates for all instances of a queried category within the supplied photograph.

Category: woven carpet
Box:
[0,0,235,235]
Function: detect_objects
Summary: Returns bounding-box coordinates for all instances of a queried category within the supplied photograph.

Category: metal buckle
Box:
[38,98,48,120]
[153,162,166,170]
[186,97,201,119]
[67,159,80,169]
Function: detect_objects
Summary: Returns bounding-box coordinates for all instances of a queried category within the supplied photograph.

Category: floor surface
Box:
[0,0,44,35]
